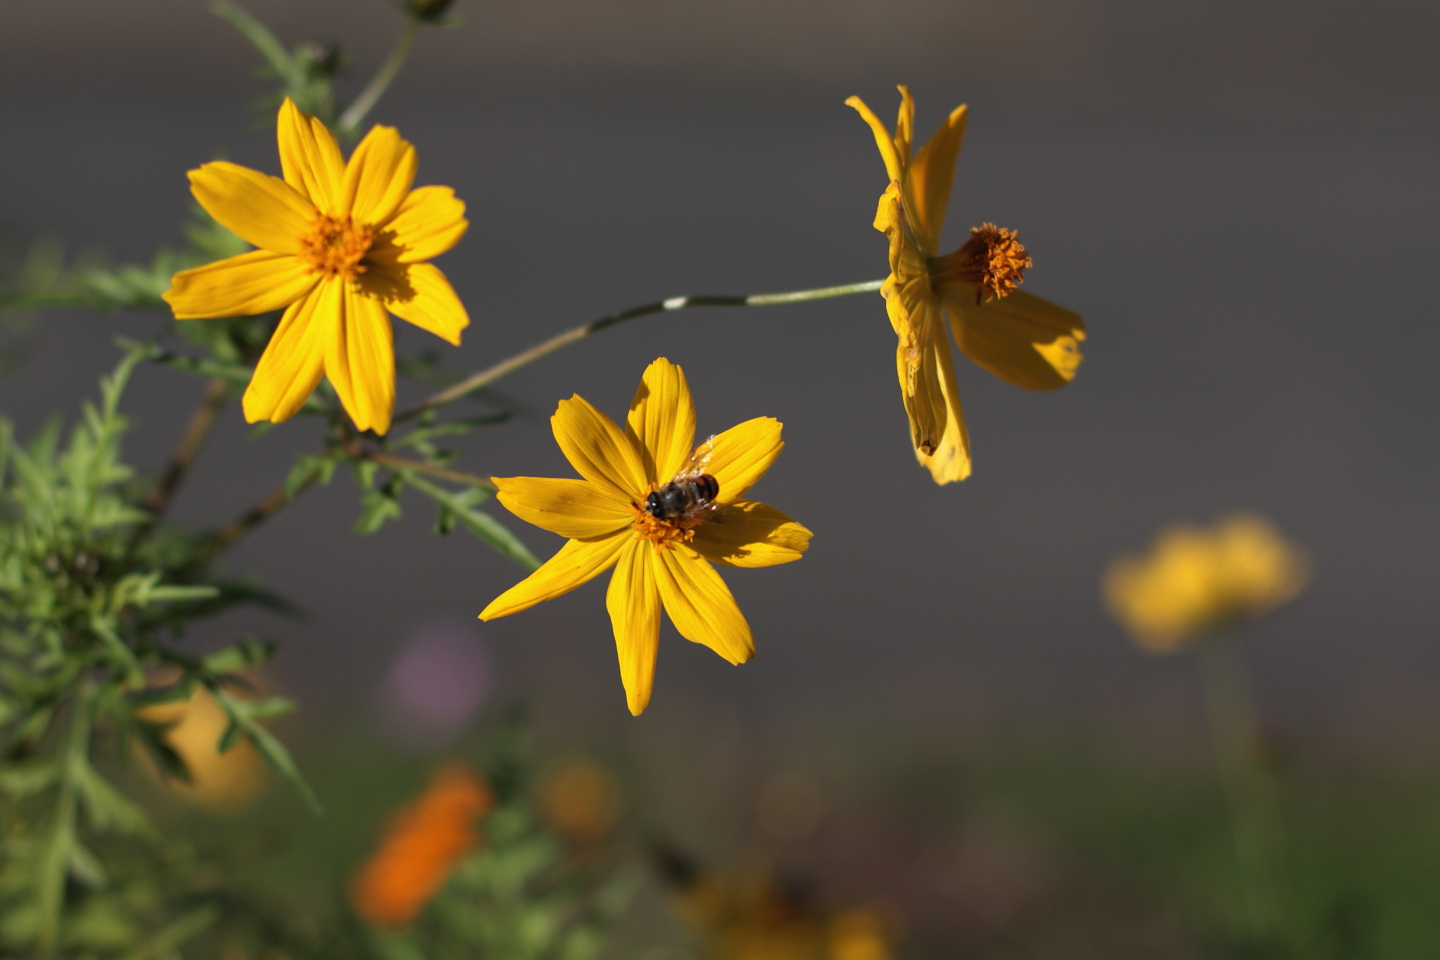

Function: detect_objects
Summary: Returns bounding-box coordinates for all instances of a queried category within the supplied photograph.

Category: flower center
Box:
[628,485,707,552]
[928,223,1032,304]
[299,213,373,280]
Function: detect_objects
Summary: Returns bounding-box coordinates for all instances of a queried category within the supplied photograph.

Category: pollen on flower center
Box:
[298,213,374,279]
[628,486,706,552]
[929,223,1033,304]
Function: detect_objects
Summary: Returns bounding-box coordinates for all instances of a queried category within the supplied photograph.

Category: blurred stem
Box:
[211,1,292,78]
[1196,634,1290,947]
[195,474,315,564]
[142,378,231,522]
[336,16,421,134]
[395,279,885,423]
[37,679,92,951]
[359,450,497,491]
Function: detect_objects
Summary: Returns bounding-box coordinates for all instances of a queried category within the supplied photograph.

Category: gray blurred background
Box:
[1,0,1438,778]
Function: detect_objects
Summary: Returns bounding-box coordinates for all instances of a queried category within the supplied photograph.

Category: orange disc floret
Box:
[350,765,493,926]
[929,223,1032,303]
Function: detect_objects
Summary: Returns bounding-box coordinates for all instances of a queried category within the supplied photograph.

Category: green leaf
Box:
[210,685,322,813]
[118,905,221,960]
[67,838,108,889]
[75,763,155,837]
[127,675,196,708]
[0,759,60,795]
[88,617,144,689]
[409,476,540,570]
[140,583,221,604]
[201,637,276,675]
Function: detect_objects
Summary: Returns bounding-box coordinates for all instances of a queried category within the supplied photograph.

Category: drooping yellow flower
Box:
[847,87,1086,484]
[480,358,812,715]
[1105,515,1309,652]
[163,98,470,435]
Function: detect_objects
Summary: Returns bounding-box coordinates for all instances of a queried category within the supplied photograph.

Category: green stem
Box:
[37,679,92,951]
[336,16,421,134]
[362,450,496,491]
[395,278,884,424]
[1196,635,1289,946]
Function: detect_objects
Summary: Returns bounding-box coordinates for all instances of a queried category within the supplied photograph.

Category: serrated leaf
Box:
[211,685,321,813]
[409,477,539,570]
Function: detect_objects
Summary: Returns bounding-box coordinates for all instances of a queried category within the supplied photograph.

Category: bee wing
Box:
[672,434,718,480]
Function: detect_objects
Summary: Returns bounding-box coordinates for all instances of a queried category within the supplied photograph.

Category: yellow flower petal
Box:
[606,540,662,715]
[914,329,972,484]
[480,534,628,620]
[343,124,418,226]
[944,287,1086,391]
[703,417,783,505]
[551,395,648,503]
[845,95,905,184]
[893,84,915,164]
[164,249,317,320]
[690,499,812,568]
[187,162,314,254]
[384,186,468,263]
[361,261,469,346]
[653,548,754,665]
[242,283,331,424]
[323,283,397,435]
[493,477,631,540]
[908,103,967,246]
[625,358,696,486]
[277,98,346,212]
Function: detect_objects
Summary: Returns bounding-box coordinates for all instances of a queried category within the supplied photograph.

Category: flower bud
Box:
[405,0,457,22]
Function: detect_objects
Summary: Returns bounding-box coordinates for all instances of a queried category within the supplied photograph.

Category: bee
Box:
[646,436,721,523]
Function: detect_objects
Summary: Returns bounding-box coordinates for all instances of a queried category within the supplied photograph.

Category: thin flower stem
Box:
[1196,635,1290,946]
[336,16,421,134]
[143,378,231,521]
[395,278,884,424]
[195,475,315,564]
[361,450,496,491]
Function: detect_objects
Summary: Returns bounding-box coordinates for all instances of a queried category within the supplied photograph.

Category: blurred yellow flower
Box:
[847,87,1086,484]
[480,358,812,716]
[135,686,267,811]
[350,765,493,927]
[164,98,469,435]
[541,758,622,844]
[1105,514,1309,652]
[673,862,894,960]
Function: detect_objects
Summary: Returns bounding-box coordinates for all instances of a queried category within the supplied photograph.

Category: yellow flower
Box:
[1105,514,1309,652]
[480,358,812,715]
[135,686,268,812]
[163,98,470,435]
[847,87,1086,484]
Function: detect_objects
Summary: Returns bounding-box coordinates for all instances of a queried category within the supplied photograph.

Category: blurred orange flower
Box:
[1105,514,1309,652]
[350,765,493,926]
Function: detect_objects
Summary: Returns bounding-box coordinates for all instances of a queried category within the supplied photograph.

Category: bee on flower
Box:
[847,87,1086,484]
[164,98,469,435]
[480,358,812,716]
[1105,514,1309,652]
[350,765,494,927]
